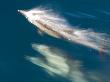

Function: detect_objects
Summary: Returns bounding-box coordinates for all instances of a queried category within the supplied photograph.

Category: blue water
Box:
[0,0,110,82]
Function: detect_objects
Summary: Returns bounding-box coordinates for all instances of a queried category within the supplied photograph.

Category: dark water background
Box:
[0,0,110,82]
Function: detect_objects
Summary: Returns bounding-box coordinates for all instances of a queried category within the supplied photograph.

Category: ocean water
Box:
[0,0,110,82]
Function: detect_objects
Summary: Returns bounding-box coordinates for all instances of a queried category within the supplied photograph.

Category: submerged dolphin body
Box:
[26,44,109,82]
[26,43,87,82]
[18,8,110,54]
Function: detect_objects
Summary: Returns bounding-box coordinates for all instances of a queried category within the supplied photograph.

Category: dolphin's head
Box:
[18,10,28,18]
[18,9,40,23]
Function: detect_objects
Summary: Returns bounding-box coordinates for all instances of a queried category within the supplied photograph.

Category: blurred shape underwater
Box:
[26,44,109,82]
[26,43,88,82]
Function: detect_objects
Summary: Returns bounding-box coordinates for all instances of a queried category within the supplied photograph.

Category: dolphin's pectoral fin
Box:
[99,40,109,56]
[99,49,105,57]
[98,43,108,61]
[37,29,45,36]
[99,46,106,56]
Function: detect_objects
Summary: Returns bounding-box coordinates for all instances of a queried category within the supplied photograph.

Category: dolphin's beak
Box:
[18,10,27,17]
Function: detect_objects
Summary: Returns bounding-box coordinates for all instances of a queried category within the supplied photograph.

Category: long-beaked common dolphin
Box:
[18,8,110,54]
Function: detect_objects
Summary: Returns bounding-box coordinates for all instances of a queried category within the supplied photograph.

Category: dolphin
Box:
[18,8,110,54]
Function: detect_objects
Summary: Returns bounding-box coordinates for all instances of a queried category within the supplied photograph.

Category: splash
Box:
[66,11,96,19]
